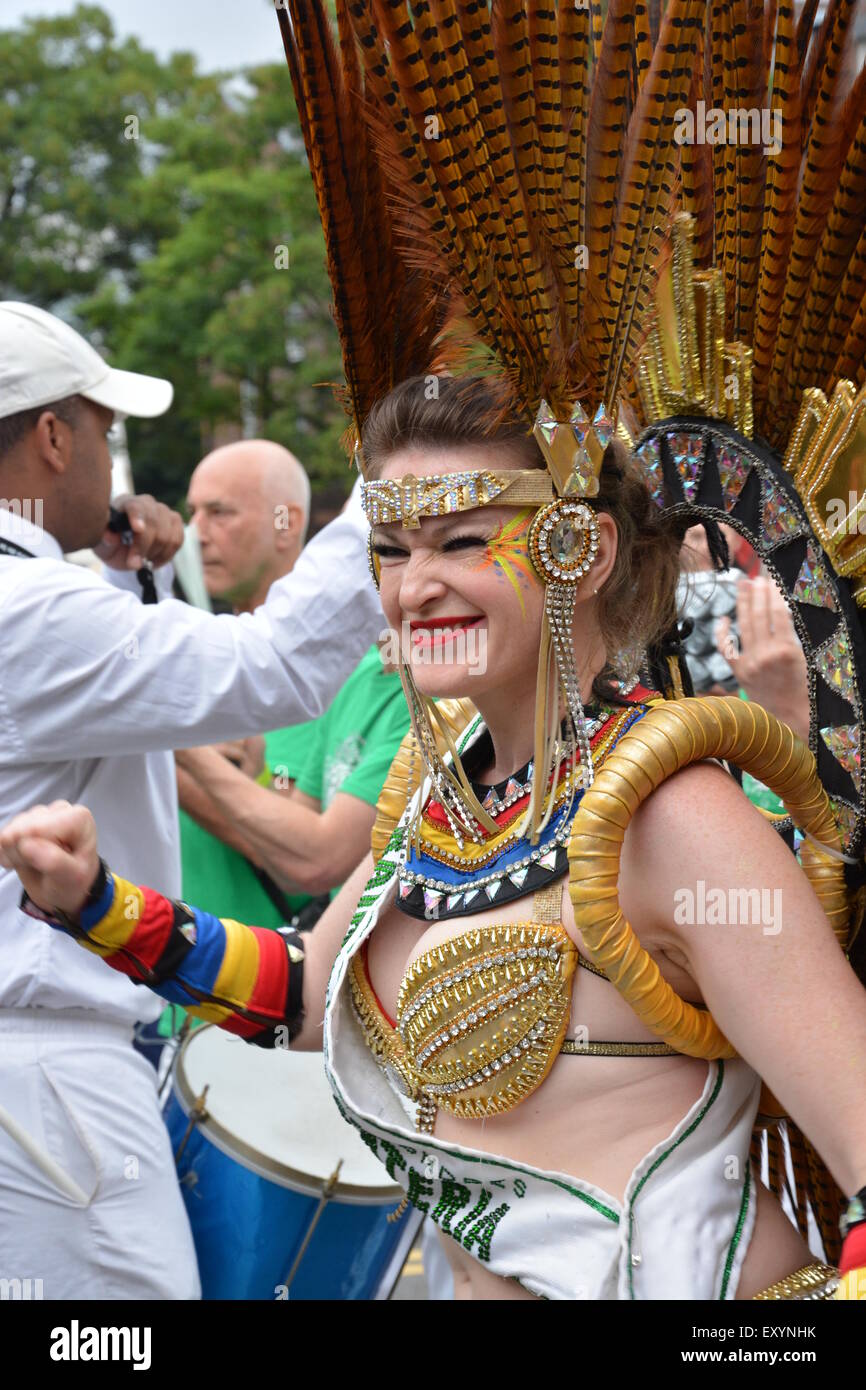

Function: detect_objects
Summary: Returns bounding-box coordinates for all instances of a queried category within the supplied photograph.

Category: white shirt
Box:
[0,490,383,1022]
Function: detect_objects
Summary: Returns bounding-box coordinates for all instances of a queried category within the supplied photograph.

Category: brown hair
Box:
[361,374,685,702]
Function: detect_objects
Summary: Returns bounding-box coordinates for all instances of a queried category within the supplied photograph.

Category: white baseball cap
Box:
[0,301,173,420]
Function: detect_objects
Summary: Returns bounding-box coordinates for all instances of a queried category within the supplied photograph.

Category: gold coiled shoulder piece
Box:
[568,697,850,1060]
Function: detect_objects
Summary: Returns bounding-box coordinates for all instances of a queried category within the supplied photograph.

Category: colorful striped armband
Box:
[20,862,305,1045]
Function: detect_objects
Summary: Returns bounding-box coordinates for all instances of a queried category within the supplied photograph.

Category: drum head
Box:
[173,1025,400,1204]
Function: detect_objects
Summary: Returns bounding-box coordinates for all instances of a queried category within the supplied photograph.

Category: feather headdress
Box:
[280,0,704,452]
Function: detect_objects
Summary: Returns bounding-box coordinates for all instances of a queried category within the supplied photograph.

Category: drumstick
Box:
[0,1099,90,1204]
[283,1159,344,1292]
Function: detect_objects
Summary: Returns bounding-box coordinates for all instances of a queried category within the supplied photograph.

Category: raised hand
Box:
[715,575,810,740]
[0,802,100,917]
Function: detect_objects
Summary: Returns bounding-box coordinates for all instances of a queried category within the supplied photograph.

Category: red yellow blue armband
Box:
[21,861,305,1045]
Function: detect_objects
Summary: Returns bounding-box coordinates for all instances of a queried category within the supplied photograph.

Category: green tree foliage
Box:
[0,4,351,508]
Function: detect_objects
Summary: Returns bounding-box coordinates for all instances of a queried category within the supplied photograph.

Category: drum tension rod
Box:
[282,1160,344,1294]
[174,1085,210,1166]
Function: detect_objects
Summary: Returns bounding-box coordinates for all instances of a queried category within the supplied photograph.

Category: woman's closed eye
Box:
[371,542,408,559]
[442,534,486,552]
[372,533,487,559]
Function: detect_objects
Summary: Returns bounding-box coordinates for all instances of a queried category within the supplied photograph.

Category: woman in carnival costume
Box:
[3,0,866,1300]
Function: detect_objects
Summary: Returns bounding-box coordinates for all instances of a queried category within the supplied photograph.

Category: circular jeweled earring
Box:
[526,499,601,795]
[527,499,600,584]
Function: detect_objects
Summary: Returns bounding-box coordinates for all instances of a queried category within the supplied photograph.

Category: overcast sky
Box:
[3,0,285,72]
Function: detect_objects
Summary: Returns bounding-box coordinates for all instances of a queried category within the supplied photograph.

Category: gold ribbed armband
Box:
[568,697,850,1060]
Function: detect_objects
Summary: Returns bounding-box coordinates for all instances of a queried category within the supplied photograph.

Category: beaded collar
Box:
[396,691,655,920]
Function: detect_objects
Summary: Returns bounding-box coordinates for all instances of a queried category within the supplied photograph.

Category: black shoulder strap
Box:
[0,537,35,559]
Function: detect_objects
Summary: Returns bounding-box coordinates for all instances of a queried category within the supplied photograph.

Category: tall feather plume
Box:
[590,0,604,66]
[708,2,730,286]
[557,0,593,344]
[794,0,821,71]
[447,0,552,352]
[831,267,866,386]
[602,0,704,408]
[370,0,505,320]
[335,1,398,370]
[800,0,855,141]
[529,1,562,250]
[352,0,531,396]
[490,0,572,401]
[763,0,778,75]
[632,0,655,99]
[725,2,767,342]
[679,22,715,267]
[279,3,379,433]
[582,0,639,379]
[411,0,551,357]
[491,3,544,232]
[767,0,859,414]
[530,1,579,385]
[490,0,562,402]
[789,67,866,396]
[824,182,866,384]
[751,0,800,401]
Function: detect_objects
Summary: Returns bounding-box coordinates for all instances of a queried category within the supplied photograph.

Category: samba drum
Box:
[164,1024,419,1299]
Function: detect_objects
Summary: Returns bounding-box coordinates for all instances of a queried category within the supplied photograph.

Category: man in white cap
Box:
[0,302,383,1299]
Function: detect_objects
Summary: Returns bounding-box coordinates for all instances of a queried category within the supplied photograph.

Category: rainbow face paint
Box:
[473,508,538,616]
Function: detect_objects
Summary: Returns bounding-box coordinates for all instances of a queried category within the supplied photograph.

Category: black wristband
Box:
[20,857,110,934]
[283,927,306,1041]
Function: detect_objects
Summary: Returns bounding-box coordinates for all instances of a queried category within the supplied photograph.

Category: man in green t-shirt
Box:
[175,642,410,907]
[178,723,316,929]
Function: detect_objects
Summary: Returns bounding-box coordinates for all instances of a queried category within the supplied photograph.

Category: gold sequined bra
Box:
[349,882,679,1121]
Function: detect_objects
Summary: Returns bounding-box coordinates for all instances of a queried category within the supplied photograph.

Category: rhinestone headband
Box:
[361,470,555,529]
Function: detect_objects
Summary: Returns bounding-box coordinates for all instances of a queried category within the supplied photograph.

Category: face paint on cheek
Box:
[471,508,538,618]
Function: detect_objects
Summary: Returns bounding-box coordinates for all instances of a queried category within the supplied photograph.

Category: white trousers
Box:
[0,1009,200,1300]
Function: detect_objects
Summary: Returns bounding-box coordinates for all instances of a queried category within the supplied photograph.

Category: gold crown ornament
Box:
[531,401,614,500]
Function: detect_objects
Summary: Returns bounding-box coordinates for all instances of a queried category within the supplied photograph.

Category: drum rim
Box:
[172,1024,403,1206]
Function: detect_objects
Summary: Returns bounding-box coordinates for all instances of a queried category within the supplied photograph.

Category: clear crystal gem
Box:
[549,517,583,564]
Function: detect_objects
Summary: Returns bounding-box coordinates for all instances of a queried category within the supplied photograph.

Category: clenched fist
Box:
[0,802,100,918]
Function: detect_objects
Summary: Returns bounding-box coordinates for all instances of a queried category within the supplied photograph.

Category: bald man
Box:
[187,440,311,613]
[176,440,320,935]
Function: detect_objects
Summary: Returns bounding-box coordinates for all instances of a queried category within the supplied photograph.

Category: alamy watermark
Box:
[674,880,782,935]
[378,621,487,676]
[49,1321,151,1370]
[674,101,782,157]
[1,498,44,540]
[0,1276,43,1299]
[825,492,866,536]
